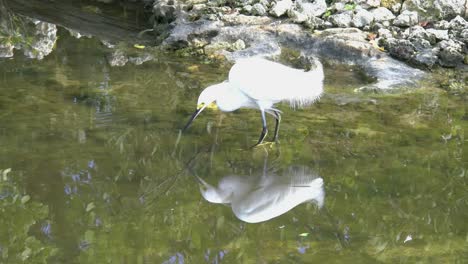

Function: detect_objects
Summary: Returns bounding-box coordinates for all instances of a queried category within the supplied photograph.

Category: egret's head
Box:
[183,83,229,132]
[196,84,222,111]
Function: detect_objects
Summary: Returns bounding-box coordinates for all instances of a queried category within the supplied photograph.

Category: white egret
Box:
[183,57,324,146]
[197,166,325,223]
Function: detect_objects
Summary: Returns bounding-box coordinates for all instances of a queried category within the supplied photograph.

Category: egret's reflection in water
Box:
[197,166,324,223]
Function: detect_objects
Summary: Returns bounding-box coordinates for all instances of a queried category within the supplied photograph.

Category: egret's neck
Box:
[215,83,253,112]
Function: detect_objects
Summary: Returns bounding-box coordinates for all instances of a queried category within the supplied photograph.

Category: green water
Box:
[0,31,467,263]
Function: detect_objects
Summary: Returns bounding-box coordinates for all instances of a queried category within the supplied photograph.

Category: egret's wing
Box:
[229,58,324,108]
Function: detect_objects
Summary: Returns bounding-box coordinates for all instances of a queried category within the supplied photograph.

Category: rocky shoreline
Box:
[152,0,467,69]
[1,0,466,90]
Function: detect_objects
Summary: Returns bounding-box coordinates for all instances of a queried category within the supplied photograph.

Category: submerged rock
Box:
[107,50,128,66]
[0,43,14,58]
[23,21,58,60]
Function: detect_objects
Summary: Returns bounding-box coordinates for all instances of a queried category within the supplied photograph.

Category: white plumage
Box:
[229,58,324,108]
[197,168,325,223]
[183,57,324,146]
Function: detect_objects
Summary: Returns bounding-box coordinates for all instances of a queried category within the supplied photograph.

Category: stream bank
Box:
[1,0,467,91]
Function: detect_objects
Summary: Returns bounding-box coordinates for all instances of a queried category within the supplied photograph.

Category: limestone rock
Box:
[0,43,14,58]
[413,48,439,68]
[393,10,419,27]
[378,28,393,39]
[426,28,449,41]
[288,9,309,23]
[434,0,465,19]
[356,0,381,9]
[449,15,468,31]
[437,39,464,67]
[384,38,416,60]
[23,21,57,60]
[107,50,128,66]
[330,11,353,28]
[297,0,327,18]
[252,3,267,16]
[352,9,374,28]
[434,20,450,29]
[270,0,293,17]
[370,7,396,22]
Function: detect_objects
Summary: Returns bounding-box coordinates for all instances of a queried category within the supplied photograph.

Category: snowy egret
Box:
[183,57,324,146]
[197,166,324,223]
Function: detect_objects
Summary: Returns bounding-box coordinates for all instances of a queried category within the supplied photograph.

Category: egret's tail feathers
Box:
[284,55,324,109]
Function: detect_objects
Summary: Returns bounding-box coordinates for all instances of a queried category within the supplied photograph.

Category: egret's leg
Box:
[272,110,281,142]
[254,109,268,147]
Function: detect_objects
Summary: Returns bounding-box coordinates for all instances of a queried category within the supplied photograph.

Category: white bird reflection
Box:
[197,167,325,223]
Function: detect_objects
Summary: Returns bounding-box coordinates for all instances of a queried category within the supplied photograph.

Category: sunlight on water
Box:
[0,29,467,263]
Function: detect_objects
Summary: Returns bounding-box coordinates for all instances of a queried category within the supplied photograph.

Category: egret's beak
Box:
[182,104,207,132]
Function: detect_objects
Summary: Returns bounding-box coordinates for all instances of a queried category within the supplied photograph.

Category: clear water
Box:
[0,30,467,263]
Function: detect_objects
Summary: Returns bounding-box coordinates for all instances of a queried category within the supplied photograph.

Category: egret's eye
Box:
[197,103,205,110]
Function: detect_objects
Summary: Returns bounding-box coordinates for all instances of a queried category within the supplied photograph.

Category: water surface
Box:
[0,29,467,263]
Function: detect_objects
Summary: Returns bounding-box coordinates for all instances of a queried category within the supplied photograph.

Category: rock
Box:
[412,48,439,68]
[384,38,416,60]
[393,10,418,27]
[449,15,468,31]
[204,41,232,54]
[0,43,14,58]
[107,50,128,66]
[370,7,396,22]
[305,16,326,29]
[231,39,246,50]
[410,37,432,50]
[252,3,267,16]
[434,0,465,19]
[434,20,450,29]
[23,21,57,60]
[406,26,436,43]
[329,11,353,28]
[378,28,393,38]
[460,29,468,43]
[352,9,374,28]
[437,39,464,67]
[388,2,402,13]
[242,4,253,14]
[270,0,293,17]
[164,19,223,48]
[297,0,327,18]
[67,28,92,39]
[288,9,309,23]
[153,0,177,23]
[259,0,271,8]
[330,2,346,12]
[128,53,154,65]
[221,14,273,25]
[426,28,449,41]
[356,0,381,9]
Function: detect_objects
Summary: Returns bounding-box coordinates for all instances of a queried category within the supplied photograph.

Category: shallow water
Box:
[1,29,467,263]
